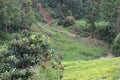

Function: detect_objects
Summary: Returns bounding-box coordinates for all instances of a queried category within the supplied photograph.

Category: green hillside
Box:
[37,23,119,80]
[63,57,120,80]
[36,22,109,61]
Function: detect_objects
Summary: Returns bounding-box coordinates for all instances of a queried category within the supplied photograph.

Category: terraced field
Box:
[62,57,120,80]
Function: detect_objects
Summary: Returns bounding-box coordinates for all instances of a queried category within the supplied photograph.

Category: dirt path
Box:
[56,30,79,37]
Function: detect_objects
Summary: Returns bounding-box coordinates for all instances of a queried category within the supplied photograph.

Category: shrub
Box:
[57,18,64,25]
[51,10,57,19]
[0,30,63,80]
[96,25,116,43]
[0,30,12,44]
[63,16,75,27]
[112,33,120,56]
[0,30,11,40]
[32,65,63,80]
[80,32,90,37]
[70,25,90,36]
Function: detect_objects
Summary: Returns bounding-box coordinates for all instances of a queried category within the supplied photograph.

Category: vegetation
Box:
[62,57,120,80]
[1,0,120,80]
[50,31,108,61]
[0,0,36,32]
[63,16,75,27]
[0,31,62,80]
[112,33,120,56]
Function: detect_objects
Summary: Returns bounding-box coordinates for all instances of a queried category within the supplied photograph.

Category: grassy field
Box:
[62,57,120,80]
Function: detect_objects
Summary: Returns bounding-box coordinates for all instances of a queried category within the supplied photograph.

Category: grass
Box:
[75,20,108,28]
[50,33,108,61]
[37,22,55,35]
[30,22,113,79]
[49,21,120,80]
[62,57,120,80]
[29,21,110,61]
[50,22,70,33]
[32,66,61,80]
[49,22,109,61]
[75,20,87,27]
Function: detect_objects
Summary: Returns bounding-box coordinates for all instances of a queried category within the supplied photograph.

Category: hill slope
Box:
[32,22,115,80]
[48,23,109,61]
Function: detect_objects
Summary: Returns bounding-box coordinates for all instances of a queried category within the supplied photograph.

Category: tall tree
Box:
[84,0,101,37]
[0,0,36,32]
[101,0,120,42]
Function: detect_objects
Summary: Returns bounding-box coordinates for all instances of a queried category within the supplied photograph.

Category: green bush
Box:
[51,10,57,19]
[63,16,75,27]
[57,18,64,25]
[112,33,120,56]
[70,25,90,36]
[0,30,11,40]
[32,65,63,80]
[80,32,90,37]
[0,30,12,45]
[96,25,116,43]
[0,31,63,80]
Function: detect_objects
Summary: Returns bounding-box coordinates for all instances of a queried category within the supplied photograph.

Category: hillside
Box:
[1,0,120,80]
[34,22,120,80]
[0,21,119,80]
[36,21,110,61]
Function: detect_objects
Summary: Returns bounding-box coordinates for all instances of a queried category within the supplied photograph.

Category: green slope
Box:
[32,22,117,80]
[62,57,120,80]
[49,23,109,61]
[50,33,109,61]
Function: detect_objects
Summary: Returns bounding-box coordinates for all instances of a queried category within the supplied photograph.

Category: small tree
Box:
[63,16,75,27]
[112,33,120,56]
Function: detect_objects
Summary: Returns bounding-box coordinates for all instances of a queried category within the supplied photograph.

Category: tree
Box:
[40,0,82,19]
[0,0,14,32]
[112,33,120,56]
[0,0,36,32]
[63,16,75,27]
[20,0,36,28]
[0,31,63,80]
[84,0,101,38]
[100,0,120,43]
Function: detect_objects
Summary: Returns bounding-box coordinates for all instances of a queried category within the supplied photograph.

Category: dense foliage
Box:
[39,0,120,43]
[112,33,120,56]
[0,0,36,32]
[0,31,63,80]
[40,0,83,19]
[63,16,75,27]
